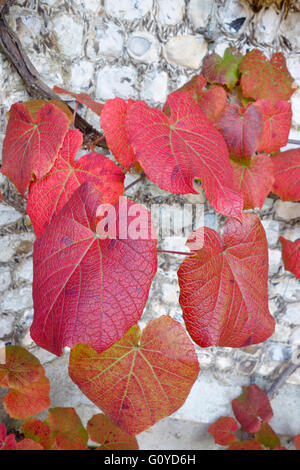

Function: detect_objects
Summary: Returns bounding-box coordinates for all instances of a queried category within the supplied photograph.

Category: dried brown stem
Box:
[267,359,300,400]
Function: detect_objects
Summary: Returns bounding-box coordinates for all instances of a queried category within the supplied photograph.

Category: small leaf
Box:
[231,154,274,209]
[22,419,52,450]
[232,385,273,434]
[272,148,300,201]
[216,103,263,160]
[2,102,69,195]
[227,440,263,450]
[45,408,88,450]
[253,100,292,153]
[69,316,200,435]
[240,50,296,104]
[27,129,124,237]
[202,47,242,90]
[53,86,104,116]
[0,424,17,450]
[279,237,300,280]
[255,422,280,450]
[87,414,139,450]
[15,439,44,450]
[178,214,275,348]
[208,417,239,446]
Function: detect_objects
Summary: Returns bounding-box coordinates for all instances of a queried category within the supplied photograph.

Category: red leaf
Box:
[215,103,263,160]
[202,47,242,90]
[0,346,50,419]
[101,98,138,169]
[87,414,139,450]
[31,181,157,356]
[208,417,239,446]
[240,50,296,104]
[227,440,263,450]
[279,237,300,279]
[253,100,292,153]
[53,86,104,116]
[231,154,274,209]
[178,75,227,122]
[45,408,88,450]
[27,129,124,237]
[254,422,281,450]
[69,316,200,435]
[272,148,300,201]
[294,435,300,450]
[2,103,69,195]
[0,424,17,450]
[126,91,243,221]
[15,439,44,450]
[22,419,52,450]
[232,385,273,434]
[177,214,275,348]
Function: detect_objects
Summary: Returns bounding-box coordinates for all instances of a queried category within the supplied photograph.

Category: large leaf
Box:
[1,103,69,195]
[240,50,296,104]
[272,148,300,201]
[21,99,73,123]
[126,91,243,221]
[27,129,124,237]
[101,98,138,169]
[279,236,300,280]
[208,417,239,446]
[53,86,104,116]
[215,103,263,160]
[177,214,275,347]
[201,47,242,90]
[253,100,292,154]
[232,385,273,434]
[31,181,157,356]
[87,414,139,450]
[0,346,50,419]
[69,316,200,435]
[231,154,274,209]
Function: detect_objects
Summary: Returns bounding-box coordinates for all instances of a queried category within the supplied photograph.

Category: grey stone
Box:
[275,201,300,221]
[87,23,124,60]
[284,303,300,325]
[271,384,300,435]
[272,277,300,302]
[1,285,33,312]
[188,0,214,29]
[70,61,94,92]
[164,36,208,70]
[253,8,280,45]
[219,0,248,33]
[140,70,168,104]
[156,0,185,26]
[0,233,35,263]
[127,32,160,63]
[51,14,83,59]
[0,314,14,339]
[280,12,300,51]
[96,65,138,101]
[104,0,153,21]
[0,267,11,293]
[0,204,22,228]
[15,258,33,284]
[268,249,282,275]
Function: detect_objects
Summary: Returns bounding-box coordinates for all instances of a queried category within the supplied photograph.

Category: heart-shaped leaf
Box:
[27,129,124,237]
[208,417,239,446]
[178,214,275,347]
[87,414,139,450]
[232,385,273,434]
[22,418,52,450]
[231,154,274,209]
[240,50,296,104]
[69,316,200,435]
[1,102,69,195]
[202,47,242,90]
[126,91,243,221]
[31,181,157,356]
[53,86,104,116]
[279,236,300,279]
[253,100,292,154]
[272,148,300,201]
[45,408,88,450]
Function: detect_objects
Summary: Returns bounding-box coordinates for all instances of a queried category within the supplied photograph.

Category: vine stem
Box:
[124,175,145,191]
[267,360,300,400]
[157,250,192,256]
[288,139,300,146]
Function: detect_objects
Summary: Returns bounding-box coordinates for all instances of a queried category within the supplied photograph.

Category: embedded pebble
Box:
[1,286,33,312]
[268,249,282,275]
[156,0,185,26]
[275,201,300,221]
[140,70,168,104]
[95,65,138,101]
[164,35,208,69]
[70,61,94,91]
[87,23,124,60]
[51,14,83,59]
[0,267,11,293]
[219,0,248,33]
[0,314,14,339]
[253,8,280,45]
[127,32,160,63]
[104,0,153,21]
[188,0,214,29]
[15,258,33,284]
[0,204,22,228]
[280,12,300,51]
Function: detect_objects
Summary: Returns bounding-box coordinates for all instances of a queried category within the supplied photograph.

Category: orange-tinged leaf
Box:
[231,154,274,209]
[279,237,300,279]
[53,86,104,116]
[202,47,242,90]
[126,91,243,221]
[22,419,52,450]
[294,435,300,450]
[228,440,264,450]
[253,100,292,154]
[272,148,300,201]
[15,438,44,450]
[2,102,69,195]
[178,214,275,348]
[87,414,139,450]
[0,345,44,390]
[255,422,280,450]
[69,316,200,435]
[21,99,73,123]
[208,417,239,446]
[27,129,124,237]
[45,408,88,450]
[240,50,296,105]
[216,103,263,160]
[232,385,273,434]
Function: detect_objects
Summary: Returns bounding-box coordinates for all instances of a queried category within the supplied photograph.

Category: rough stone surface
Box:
[156,0,185,26]
[164,36,208,69]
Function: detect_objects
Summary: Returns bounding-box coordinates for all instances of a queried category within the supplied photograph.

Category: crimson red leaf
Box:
[216,103,263,160]
[53,86,104,116]
[294,435,300,450]
[255,422,281,450]
[231,154,274,209]
[240,50,296,104]
[27,129,124,237]
[253,100,292,153]
[208,417,239,446]
[227,440,263,450]
[279,236,300,279]
[87,414,139,450]
[202,47,242,90]
[126,91,243,221]
[69,316,200,435]
[2,103,69,195]
[232,385,273,434]
[101,98,138,169]
[272,148,300,201]
[177,214,275,347]
[0,425,17,450]
[21,99,73,123]
[45,408,88,450]
[31,181,157,356]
